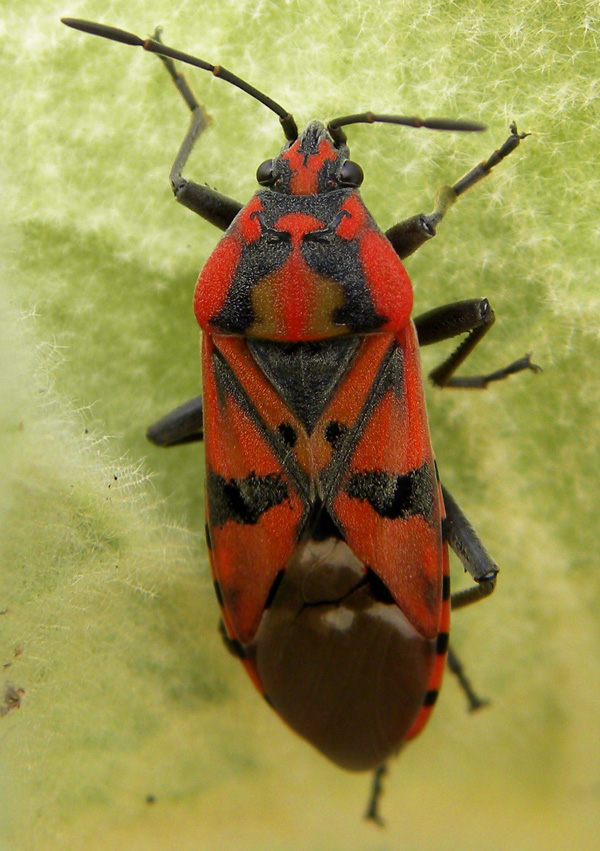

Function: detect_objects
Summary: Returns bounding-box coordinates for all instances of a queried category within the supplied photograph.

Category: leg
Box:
[364,764,387,826]
[442,484,498,603]
[386,123,529,259]
[152,29,243,230]
[443,485,497,709]
[414,298,541,388]
[146,395,203,446]
[446,645,489,712]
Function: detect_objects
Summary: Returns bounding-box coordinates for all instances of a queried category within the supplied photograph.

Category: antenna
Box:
[327,112,486,145]
[61,18,299,141]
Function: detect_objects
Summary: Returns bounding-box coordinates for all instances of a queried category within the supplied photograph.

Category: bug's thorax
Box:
[194,121,414,342]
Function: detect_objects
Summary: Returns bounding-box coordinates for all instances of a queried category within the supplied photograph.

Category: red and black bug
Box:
[62,18,539,823]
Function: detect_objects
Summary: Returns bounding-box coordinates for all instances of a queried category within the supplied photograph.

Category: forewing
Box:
[326,325,444,639]
[203,335,307,644]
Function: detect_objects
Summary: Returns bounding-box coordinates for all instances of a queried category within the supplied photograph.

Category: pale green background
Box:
[2,1,599,849]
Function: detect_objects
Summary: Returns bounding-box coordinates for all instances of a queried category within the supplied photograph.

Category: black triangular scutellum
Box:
[248,337,360,433]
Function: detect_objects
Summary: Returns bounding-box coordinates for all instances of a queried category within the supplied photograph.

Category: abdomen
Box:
[246,535,440,770]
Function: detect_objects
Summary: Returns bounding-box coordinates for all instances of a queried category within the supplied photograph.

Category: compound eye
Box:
[256,159,275,185]
[339,160,364,187]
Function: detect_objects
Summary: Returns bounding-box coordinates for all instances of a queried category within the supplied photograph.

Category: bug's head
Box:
[255,109,489,196]
[60,21,486,198]
[255,121,364,196]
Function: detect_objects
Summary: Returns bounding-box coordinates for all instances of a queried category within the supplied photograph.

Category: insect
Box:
[62,18,539,824]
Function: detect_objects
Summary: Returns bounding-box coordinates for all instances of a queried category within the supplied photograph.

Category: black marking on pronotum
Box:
[423,689,439,707]
[442,575,451,601]
[212,189,385,334]
[205,521,213,551]
[436,632,450,655]
[248,337,360,434]
[345,461,435,523]
[212,230,292,333]
[207,470,289,527]
[300,234,386,332]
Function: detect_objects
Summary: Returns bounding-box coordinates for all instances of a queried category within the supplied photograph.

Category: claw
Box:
[524,352,542,373]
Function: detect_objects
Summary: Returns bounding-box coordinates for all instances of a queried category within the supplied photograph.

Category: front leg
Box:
[152,29,243,230]
[386,123,529,259]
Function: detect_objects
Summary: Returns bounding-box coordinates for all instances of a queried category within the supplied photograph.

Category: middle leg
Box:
[414,298,540,388]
